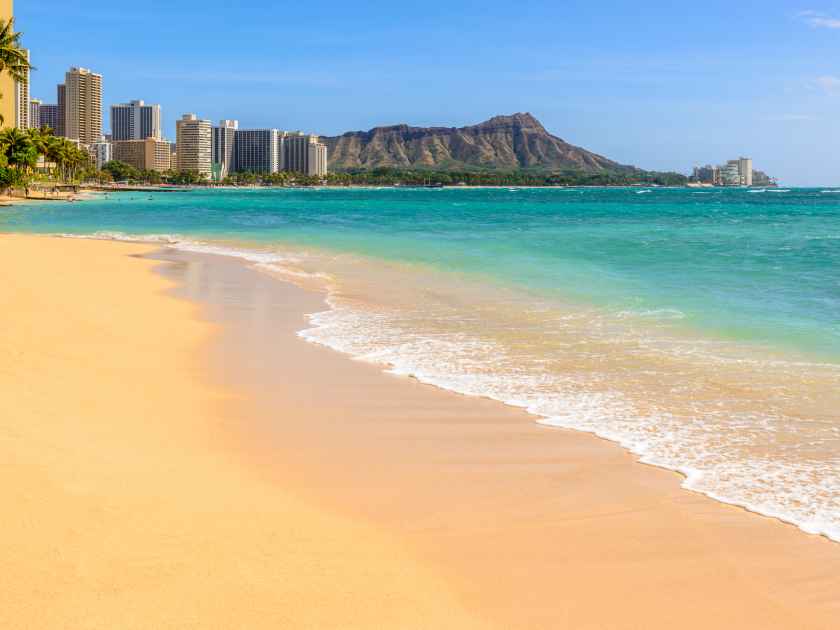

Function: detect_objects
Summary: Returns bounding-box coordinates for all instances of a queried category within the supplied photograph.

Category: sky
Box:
[16,1,840,185]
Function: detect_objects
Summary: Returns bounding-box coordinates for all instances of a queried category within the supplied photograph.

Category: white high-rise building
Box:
[738,157,753,187]
[175,113,212,177]
[88,139,112,169]
[110,100,162,141]
[15,49,30,129]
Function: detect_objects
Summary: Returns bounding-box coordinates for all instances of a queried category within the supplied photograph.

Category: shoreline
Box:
[50,229,840,542]
[3,233,840,628]
[155,244,840,628]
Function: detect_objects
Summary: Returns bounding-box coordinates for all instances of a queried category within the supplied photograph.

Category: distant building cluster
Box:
[690,157,776,187]
[23,63,328,180]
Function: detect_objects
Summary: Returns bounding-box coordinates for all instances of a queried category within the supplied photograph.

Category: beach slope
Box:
[0,235,484,629]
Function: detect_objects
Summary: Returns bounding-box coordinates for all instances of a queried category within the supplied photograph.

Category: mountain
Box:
[323,113,632,173]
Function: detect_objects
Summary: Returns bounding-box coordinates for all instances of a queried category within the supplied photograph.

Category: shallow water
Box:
[4,186,839,540]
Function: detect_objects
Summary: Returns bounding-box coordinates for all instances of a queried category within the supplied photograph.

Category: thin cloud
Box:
[762,114,816,122]
[813,75,840,92]
[799,10,840,28]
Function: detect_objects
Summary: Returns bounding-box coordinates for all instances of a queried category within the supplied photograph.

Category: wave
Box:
[298,296,840,543]
[57,229,840,543]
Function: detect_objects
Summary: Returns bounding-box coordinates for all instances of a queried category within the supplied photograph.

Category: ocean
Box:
[3,186,839,541]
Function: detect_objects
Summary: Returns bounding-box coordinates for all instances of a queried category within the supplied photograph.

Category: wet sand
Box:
[157,248,840,629]
[2,234,840,628]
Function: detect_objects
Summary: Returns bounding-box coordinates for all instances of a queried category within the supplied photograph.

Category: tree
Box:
[102,160,140,183]
[0,127,36,193]
[0,19,32,126]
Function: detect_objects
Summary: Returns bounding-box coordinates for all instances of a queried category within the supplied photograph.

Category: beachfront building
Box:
[721,161,741,186]
[175,113,212,177]
[14,48,30,129]
[0,0,15,128]
[738,157,753,187]
[112,137,172,172]
[282,132,328,176]
[55,83,66,137]
[29,98,41,129]
[234,128,280,174]
[111,100,162,141]
[88,139,112,169]
[307,140,328,177]
[211,119,238,180]
[39,103,60,132]
[64,67,102,145]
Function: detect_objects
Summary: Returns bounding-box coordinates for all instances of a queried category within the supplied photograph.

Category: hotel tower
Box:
[64,67,102,144]
[176,113,212,177]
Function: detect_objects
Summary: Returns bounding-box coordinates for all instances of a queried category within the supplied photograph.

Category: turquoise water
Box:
[4,187,840,541]
[3,187,840,359]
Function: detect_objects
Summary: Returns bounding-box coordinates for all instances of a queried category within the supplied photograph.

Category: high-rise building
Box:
[211,119,238,180]
[64,67,102,144]
[56,83,66,137]
[112,137,172,172]
[234,128,280,174]
[721,160,741,186]
[110,100,161,141]
[39,103,60,132]
[14,48,29,129]
[29,98,41,129]
[0,0,15,128]
[282,132,328,177]
[175,113,212,176]
[88,140,112,169]
[307,141,328,177]
[738,157,753,187]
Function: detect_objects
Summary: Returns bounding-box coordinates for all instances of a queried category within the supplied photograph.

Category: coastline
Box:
[157,245,840,628]
[3,233,839,628]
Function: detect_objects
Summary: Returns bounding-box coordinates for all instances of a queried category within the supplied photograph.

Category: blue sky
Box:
[16,1,840,185]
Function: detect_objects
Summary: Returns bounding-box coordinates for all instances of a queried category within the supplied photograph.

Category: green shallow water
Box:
[3,186,839,360]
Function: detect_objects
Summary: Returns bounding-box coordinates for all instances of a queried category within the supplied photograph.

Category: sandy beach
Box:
[2,234,840,629]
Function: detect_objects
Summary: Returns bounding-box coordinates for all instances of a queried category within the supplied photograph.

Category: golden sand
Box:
[0,235,484,629]
[2,234,840,629]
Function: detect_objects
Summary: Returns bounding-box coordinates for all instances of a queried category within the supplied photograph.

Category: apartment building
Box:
[112,137,172,172]
[175,113,212,176]
[111,100,162,141]
[64,67,102,144]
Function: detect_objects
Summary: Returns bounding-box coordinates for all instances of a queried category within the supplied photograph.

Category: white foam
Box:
[58,230,840,543]
[299,293,840,544]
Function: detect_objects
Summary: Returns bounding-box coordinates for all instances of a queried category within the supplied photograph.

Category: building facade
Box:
[64,67,102,144]
[307,140,328,177]
[211,119,238,180]
[111,100,161,141]
[282,132,328,177]
[112,137,172,172]
[39,103,60,132]
[55,83,66,137]
[88,140,112,169]
[737,157,753,187]
[175,113,212,176]
[234,128,280,174]
[14,48,29,129]
[29,98,40,129]
[0,0,15,128]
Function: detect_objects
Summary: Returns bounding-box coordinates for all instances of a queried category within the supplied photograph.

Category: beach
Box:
[2,232,840,628]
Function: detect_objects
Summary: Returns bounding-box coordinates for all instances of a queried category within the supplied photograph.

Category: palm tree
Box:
[0,18,32,126]
[0,127,36,195]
